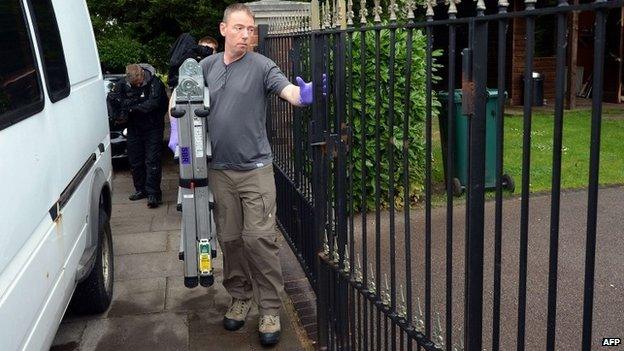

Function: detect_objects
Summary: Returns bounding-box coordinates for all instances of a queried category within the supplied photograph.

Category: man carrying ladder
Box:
[169,3,315,346]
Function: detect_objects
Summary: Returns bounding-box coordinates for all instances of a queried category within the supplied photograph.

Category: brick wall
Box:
[510,14,557,105]
[249,28,259,52]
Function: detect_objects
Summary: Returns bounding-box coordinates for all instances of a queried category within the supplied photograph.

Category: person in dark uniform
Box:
[109,63,168,208]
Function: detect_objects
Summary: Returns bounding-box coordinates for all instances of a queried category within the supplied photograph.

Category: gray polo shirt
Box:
[200,52,290,170]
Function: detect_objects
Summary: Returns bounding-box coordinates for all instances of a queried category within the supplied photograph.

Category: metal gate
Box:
[260,0,622,350]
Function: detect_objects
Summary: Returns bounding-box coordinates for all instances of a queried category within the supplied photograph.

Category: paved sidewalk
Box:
[51,157,310,351]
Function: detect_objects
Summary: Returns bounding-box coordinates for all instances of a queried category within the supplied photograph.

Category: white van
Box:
[0,0,114,350]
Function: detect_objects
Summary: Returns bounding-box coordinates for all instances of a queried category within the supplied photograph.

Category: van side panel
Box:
[18,149,111,351]
[0,1,113,350]
[0,0,60,290]
[53,0,101,86]
[48,0,110,282]
[0,112,58,279]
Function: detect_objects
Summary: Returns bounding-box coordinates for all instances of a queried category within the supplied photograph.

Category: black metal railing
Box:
[260,0,622,349]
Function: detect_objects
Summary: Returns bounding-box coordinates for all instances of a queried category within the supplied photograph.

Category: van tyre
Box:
[70,207,114,314]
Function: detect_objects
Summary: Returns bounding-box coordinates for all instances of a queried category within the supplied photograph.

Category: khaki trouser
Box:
[208,164,284,315]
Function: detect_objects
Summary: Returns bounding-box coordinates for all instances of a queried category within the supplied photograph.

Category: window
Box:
[0,0,44,130]
[28,0,69,102]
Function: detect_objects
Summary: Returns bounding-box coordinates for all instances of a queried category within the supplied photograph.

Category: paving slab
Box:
[52,150,311,350]
[112,202,169,218]
[164,276,223,312]
[151,214,182,232]
[110,214,153,235]
[113,231,169,255]
[79,312,188,351]
[114,251,183,281]
[106,278,167,317]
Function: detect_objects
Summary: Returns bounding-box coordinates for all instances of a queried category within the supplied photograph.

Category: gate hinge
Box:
[461,80,475,116]
[461,48,475,116]
[309,121,351,158]
[309,120,326,154]
[327,133,340,159]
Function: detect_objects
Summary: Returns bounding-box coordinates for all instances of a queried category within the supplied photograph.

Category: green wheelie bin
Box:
[438,89,514,196]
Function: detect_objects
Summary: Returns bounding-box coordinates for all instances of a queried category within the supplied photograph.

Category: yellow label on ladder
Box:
[198,239,212,274]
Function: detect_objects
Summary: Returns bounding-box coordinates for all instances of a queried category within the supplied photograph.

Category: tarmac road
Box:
[348,186,624,350]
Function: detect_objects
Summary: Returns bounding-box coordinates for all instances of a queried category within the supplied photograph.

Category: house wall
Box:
[510,16,557,105]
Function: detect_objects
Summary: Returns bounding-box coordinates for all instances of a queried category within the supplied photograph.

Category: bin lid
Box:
[439,89,506,100]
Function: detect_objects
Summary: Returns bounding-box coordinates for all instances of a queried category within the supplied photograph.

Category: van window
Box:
[28,0,70,102]
[0,0,44,130]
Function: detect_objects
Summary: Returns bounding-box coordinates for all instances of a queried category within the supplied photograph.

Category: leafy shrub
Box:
[97,30,145,73]
[348,27,441,211]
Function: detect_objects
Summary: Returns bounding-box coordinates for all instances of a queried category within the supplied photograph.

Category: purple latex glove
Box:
[296,76,313,105]
[168,116,178,154]
[296,74,328,105]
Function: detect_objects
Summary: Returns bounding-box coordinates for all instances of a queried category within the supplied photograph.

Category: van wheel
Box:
[70,207,114,314]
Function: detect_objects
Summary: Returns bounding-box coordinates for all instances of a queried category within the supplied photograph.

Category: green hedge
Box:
[97,30,145,73]
[348,28,441,211]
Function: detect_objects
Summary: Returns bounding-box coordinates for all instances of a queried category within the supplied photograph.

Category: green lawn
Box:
[431,108,624,198]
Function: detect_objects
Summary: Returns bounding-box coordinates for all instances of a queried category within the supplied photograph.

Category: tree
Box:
[87,0,236,72]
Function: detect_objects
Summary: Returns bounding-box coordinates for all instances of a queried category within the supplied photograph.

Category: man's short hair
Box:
[198,36,218,49]
[222,3,254,23]
[125,64,144,86]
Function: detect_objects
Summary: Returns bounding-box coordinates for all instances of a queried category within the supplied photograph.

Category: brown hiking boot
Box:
[223,298,252,331]
[259,314,281,346]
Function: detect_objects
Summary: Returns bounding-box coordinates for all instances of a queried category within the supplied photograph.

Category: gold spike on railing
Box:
[381,274,391,305]
[354,254,363,283]
[359,0,368,24]
[331,236,340,263]
[498,0,510,7]
[373,0,382,23]
[311,0,320,30]
[425,0,436,18]
[367,264,376,293]
[476,0,487,11]
[388,0,399,21]
[433,311,445,348]
[323,1,332,28]
[333,0,342,27]
[347,0,354,25]
[343,243,350,273]
[413,297,425,332]
[397,284,407,319]
[446,0,461,15]
[322,230,330,256]
[524,0,537,9]
[405,0,417,20]
[453,328,465,351]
